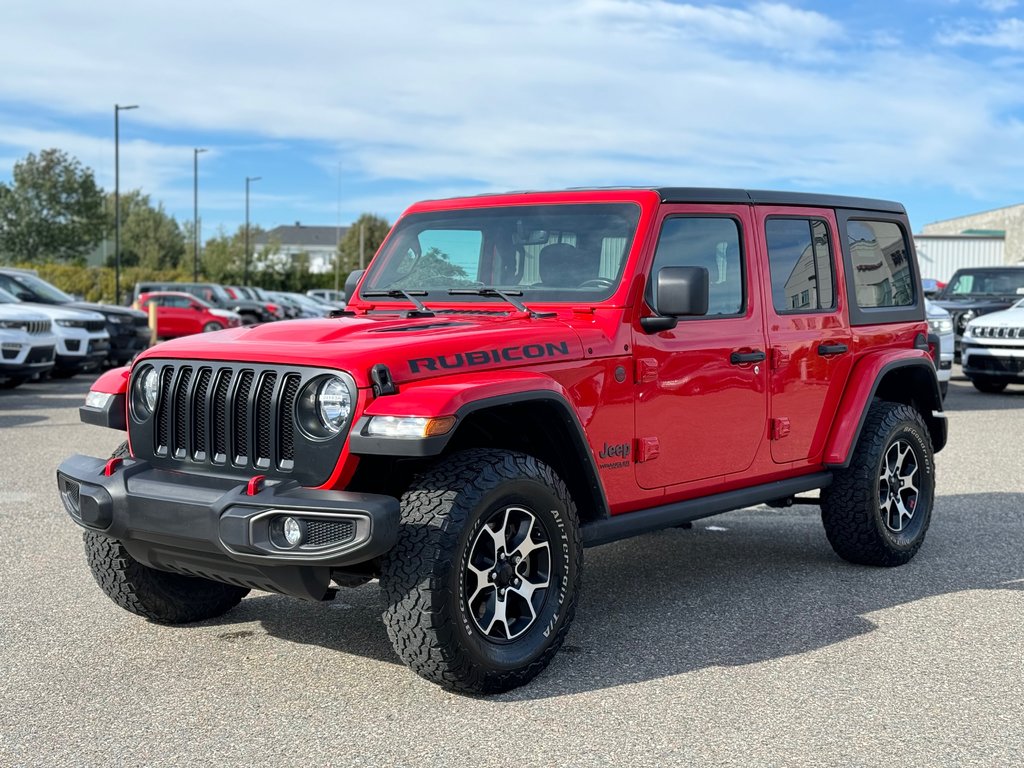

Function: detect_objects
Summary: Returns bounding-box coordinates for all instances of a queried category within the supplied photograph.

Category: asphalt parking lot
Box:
[1,372,1022,767]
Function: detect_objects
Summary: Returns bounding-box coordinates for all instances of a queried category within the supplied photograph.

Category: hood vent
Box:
[369,321,474,333]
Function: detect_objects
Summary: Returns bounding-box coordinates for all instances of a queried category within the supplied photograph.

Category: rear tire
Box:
[971,378,1007,394]
[81,441,249,623]
[379,449,582,694]
[821,401,935,567]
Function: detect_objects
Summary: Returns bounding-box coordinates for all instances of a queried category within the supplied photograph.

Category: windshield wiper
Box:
[361,289,435,318]
[448,288,555,318]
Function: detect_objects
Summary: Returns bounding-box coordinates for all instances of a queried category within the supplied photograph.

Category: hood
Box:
[0,305,51,323]
[932,297,1019,313]
[925,300,949,320]
[137,312,585,388]
[66,301,147,320]
[967,303,1024,329]
[19,302,105,322]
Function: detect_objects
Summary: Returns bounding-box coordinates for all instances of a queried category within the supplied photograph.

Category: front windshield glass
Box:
[943,269,1024,298]
[361,203,641,303]
[0,287,20,304]
[1,273,74,303]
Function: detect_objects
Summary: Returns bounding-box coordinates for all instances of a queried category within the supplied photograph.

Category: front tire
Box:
[379,449,582,694]
[821,401,935,566]
[971,378,1007,393]
[81,441,249,623]
[202,322,224,333]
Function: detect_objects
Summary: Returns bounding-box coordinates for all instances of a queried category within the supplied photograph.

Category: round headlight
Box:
[317,377,351,433]
[140,367,159,413]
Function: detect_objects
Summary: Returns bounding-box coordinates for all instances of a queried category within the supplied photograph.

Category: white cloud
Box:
[0,0,1023,223]
[981,0,1018,12]
[939,17,1024,48]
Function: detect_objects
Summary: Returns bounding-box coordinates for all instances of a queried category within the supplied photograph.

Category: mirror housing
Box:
[641,266,709,333]
[344,269,365,302]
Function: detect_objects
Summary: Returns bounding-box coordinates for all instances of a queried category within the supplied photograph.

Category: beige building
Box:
[920,203,1024,265]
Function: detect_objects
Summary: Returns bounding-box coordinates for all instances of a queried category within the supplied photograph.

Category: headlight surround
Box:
[928,317,953,335]
[131,365,161,419]
[55,319,87,328]
[105,314,131,325]
[0,320,25,330]
[296,374,355,439]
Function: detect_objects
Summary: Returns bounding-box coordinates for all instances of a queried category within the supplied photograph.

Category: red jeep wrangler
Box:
[57,188,946,693]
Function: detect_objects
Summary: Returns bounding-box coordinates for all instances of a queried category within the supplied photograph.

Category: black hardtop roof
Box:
[441,187,905,214]
[655,187,905,214]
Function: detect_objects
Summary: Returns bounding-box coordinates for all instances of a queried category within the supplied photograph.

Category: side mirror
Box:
[344,269,365,301]
[641,266,709,333]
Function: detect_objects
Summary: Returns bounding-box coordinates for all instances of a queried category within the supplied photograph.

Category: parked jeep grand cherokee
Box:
[962,297,1024,392]
[58,188,945,694]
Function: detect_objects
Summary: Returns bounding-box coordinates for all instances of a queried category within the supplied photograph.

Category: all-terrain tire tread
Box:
[82,443,249,624]
[379,448,582,694]
[821,401,934,567]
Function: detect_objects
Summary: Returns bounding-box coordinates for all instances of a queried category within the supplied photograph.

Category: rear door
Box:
[632,205,768,488]
[755,207,853,464]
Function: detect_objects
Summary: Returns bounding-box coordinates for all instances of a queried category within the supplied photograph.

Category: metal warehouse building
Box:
[915,202,1024,282]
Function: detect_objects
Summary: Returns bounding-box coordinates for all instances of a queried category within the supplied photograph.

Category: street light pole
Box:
[244,176,261,285]
[193,148,207,281]
[114,104,138,305]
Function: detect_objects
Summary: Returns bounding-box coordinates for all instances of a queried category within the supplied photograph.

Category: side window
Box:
[846,220,914,308]
[649,217,743,316]
[765,218,835,313]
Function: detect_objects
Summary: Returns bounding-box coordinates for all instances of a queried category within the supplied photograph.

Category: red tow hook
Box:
[246,475,267,496]
[103,457,124,476]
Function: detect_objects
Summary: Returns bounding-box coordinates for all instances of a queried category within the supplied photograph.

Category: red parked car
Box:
[136,291,241,338]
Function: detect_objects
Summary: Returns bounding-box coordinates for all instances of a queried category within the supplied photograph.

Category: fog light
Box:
[282,516,303,547]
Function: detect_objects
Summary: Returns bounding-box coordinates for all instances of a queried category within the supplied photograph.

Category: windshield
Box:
[0,272,73,303]
[942,269,1024,298]
[0,287,19,304]
[360,203,641,303]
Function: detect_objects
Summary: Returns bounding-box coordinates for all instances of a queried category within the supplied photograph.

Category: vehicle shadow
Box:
[0,377,94,412]
[199,491,1024,698]
[943,381,1024,410]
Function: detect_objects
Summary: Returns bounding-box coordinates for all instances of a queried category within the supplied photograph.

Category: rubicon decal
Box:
[408,341,571,373]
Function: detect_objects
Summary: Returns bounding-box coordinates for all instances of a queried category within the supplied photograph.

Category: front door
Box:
[633,206,768,489]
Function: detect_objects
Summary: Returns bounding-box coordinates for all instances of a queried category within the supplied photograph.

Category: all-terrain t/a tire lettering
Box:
[821,401,935,566]
[379,449,582,693]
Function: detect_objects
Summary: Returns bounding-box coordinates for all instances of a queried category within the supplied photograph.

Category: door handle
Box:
[817,343,849,356]
[730,350,766,365]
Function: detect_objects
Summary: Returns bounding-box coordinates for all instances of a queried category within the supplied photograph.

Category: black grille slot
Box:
[129,362,349,486]
[279,374,300,467]
[86,319,106,332]
[304,519,356,548]
[155,367,173,453]
[192,368,212,459]
[255,373,277,468]
[233,371,254,462]
[212,370,233,461]
[173,367,193,458]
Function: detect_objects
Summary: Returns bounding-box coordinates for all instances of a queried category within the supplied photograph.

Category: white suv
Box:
[962,297,1024,393]
[0,302,57,388]
[0,288,109,378]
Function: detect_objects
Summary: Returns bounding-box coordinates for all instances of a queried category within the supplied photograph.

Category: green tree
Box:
[106,190,186,270]
[0,149,107,263]
[338,213,390,271]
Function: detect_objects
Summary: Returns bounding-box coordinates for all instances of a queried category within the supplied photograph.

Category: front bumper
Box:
[962,344,1024,382]
[56,454,400,601]
[107,324,151,364]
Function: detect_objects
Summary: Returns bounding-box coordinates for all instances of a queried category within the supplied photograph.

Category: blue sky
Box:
[2,0,1023,239]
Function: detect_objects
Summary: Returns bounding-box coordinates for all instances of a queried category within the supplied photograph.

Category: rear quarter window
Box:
[836,210,924,326]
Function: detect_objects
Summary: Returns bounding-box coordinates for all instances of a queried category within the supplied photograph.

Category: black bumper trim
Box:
[56,454,400,601]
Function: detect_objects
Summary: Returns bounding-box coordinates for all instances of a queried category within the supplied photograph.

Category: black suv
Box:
[0,268,150,366]
[931,266,1024,358]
